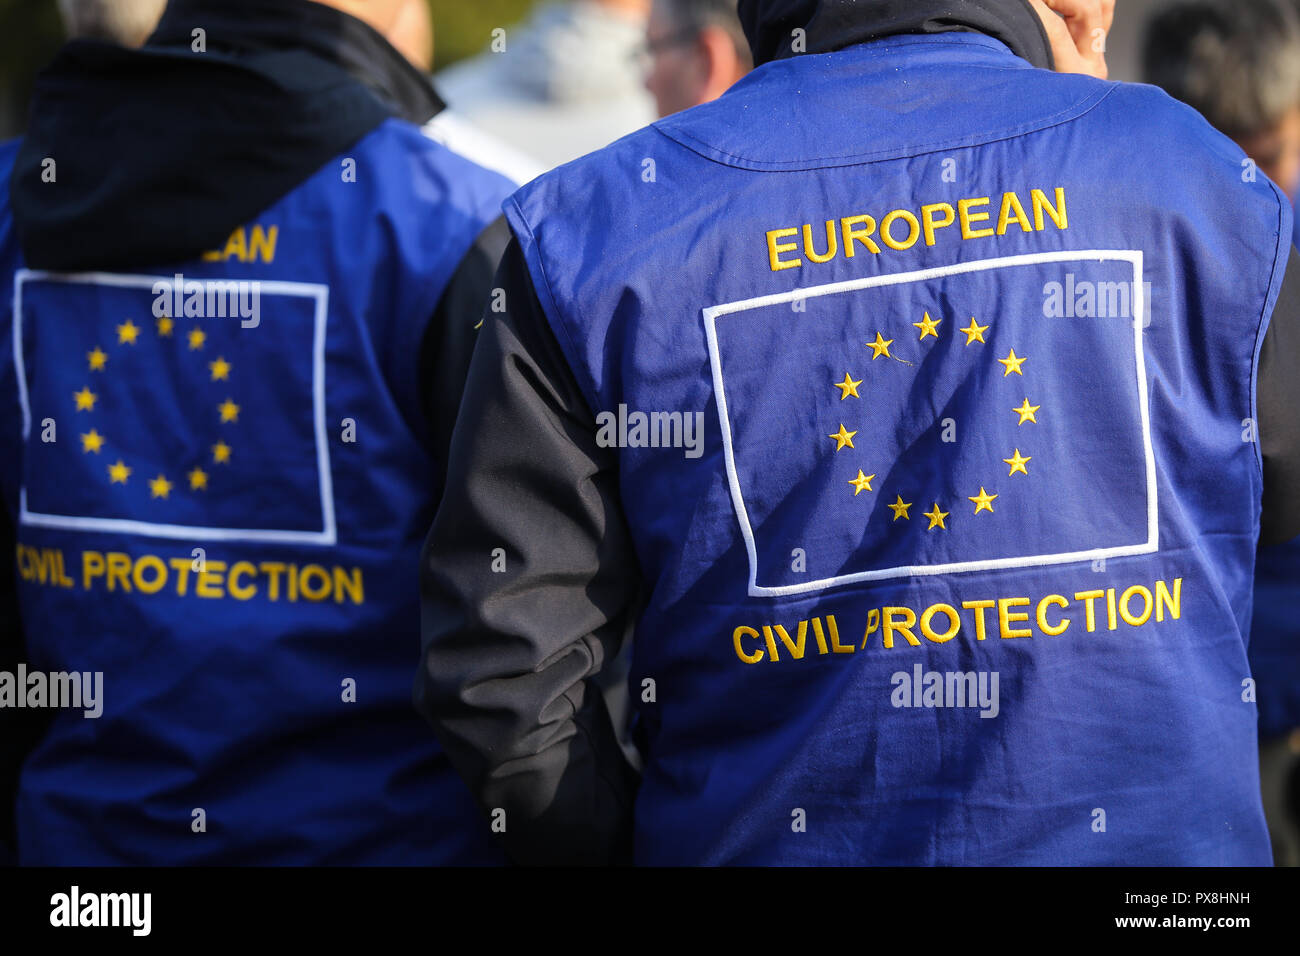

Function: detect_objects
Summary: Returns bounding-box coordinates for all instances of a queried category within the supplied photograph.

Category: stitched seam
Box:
[1250,182,1291,478]
[505,194,604,410]
[657,84,1117,170]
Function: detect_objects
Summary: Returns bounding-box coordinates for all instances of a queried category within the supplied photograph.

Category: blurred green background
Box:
[435,1,535,65]
[0,0,536,138]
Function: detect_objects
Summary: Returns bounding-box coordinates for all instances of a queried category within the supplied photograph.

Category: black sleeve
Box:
[419,214,512,472]
[416,237,643,866]
[1259,246,1300,546]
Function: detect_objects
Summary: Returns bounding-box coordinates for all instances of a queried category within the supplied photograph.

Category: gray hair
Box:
[1143,0,1300,138]
[57,0,168,48]
[659,0,753,70]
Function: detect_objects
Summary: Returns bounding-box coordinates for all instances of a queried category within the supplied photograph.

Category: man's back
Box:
[487,31,1289,864]
[0,1,515,863]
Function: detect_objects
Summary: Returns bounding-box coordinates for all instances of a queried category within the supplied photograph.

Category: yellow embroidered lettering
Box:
[959,197,995,239]
[921,202,956,246]
[1036,594,1070,636]
[962,599,995,640]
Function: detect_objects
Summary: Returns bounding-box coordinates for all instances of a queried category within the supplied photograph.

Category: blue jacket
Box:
[0,0,515,864]
[503,32,1291,864]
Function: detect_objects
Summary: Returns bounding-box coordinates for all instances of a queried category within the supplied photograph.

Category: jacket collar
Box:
[737,0,1054,71]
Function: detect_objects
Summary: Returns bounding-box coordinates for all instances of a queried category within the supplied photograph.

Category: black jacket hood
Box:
[738,0,1054,70]
[10,0,443,272]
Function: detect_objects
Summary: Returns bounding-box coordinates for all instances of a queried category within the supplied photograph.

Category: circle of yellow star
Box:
[209,356,232,382]
[969,487,998,514]
[834,373,863,400]
[960,318,989,345]
[108,459,131,484]
[888,495,912,521]
[1004,449,1031,477]
[149,474,173,499]
[116,320,140,345]
[188,467,209,491]
[157,315,175,337]
[212,441,232,464]
[74,386,97,411]
[218,398,240,423]
[1014,398,1041,425]
[867,333,894,360]
[828,424,857,451]
[924,503,949,530]
[913,311,942,339]
[80,429,105,454]
[848,470,876,495]
[998,349,1027,376]
[87,347,108,371]
[188,327,206,351]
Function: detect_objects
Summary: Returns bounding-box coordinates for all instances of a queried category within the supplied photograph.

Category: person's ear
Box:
[697,26,744,103]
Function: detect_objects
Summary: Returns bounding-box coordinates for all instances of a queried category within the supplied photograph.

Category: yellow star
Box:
[218,398,240,423]
[888,495,912,521]
[188,327,206,351]
[80,429,105,454]
[188,467,209,491]
[107,459,131,484]
[834,373,863,400]
[148,473,173,499]
[913,311,942,339]
[1004,449,1031,477]
[960,317,989,345]
[87,347,108,371]
[828,424,857,451]
[157,315,174,337]
[867,333,894,360]
[209,356,232,381]
[969,487,998,515]
[1013,398,1041,425]
[74,386,97,411]
[212,441,232,464]
[998,348,1027,376]
[924,503,949,530]
[116,320,140,345]
[848,470,875,496]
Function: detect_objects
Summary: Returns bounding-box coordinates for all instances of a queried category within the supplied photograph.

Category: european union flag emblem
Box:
[704,251,1155,596]
[15,271,335,545]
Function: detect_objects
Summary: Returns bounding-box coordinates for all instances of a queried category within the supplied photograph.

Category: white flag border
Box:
[702,249,1155,598]
[13,269,336,546]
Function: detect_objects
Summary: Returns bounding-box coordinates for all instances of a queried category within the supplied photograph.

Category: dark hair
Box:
[660,0,754,70]
[1142,0,1300,138]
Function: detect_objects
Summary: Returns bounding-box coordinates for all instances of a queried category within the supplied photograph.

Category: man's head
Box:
[57,0,167,47]
[644,0,752,117]
[1143,0,1300,198]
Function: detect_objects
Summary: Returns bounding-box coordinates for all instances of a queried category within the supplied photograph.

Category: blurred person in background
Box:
[56,0,167,47]
[0,0,517,864]
[642,0,751,117]
[1143,0,1300,200]
[1144,0,1300,868]
[388,0,545,184]
[435,0,657,169]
